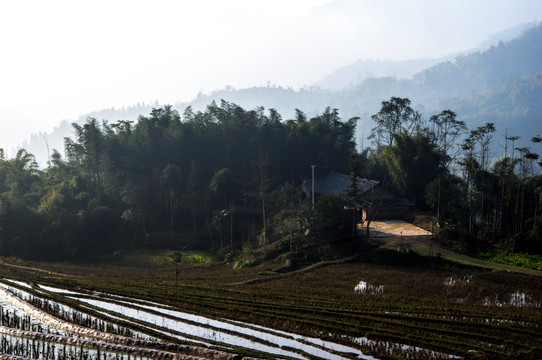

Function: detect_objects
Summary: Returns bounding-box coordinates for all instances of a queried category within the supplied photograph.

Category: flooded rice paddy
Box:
[0,273,538,359]
[0,279,383,360]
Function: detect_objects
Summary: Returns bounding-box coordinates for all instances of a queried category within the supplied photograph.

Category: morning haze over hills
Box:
[22,22,542,165]
[22,23,542,164]
[2,2,542,358]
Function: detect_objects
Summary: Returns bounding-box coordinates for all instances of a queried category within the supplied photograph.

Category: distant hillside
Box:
[23,22,542,166]
[317,58,442,90]
[411,24,542,97]
[474,22,538,54]
[443,70,542,133]
[317,23,537,91]
[185,23,542,145]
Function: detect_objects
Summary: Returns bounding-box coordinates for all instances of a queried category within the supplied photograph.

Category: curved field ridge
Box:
[0,281,383,359]
[72,295,378,360]
[0,285,245,360]
[0,326,215,360]
[234,256,359,285]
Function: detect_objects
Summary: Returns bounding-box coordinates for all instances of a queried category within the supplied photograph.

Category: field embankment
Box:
[0,241,541,360]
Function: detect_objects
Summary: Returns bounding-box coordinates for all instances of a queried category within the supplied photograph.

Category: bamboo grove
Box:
[0,97,540,261]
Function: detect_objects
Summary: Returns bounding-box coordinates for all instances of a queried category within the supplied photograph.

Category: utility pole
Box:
[311,165,316,210]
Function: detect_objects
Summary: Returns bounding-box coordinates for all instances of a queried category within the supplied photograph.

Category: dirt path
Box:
[232,256,359,285]
[238,227,542,285]
[365,220,541,276]
[373,236,542,277]
[367,219,432,237]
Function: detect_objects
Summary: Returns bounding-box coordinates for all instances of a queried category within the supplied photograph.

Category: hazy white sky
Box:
[1,0,542,152]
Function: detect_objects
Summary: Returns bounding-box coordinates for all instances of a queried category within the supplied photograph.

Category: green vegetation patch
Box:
[181,251,213,264]
[112,249,212,267]
[480,252,542,271]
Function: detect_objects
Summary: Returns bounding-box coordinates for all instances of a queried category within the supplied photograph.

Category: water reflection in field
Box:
[0,279,466,359]
[75,296,376,360]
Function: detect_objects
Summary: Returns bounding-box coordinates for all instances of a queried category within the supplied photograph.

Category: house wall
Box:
[360,186,412,220]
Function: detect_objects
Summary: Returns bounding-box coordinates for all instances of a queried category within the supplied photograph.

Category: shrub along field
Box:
[0,241,541,360]
[478,252,542,271]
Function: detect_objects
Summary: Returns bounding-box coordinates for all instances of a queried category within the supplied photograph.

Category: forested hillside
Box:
[4,24,541,263]
[1,97,541,262]
[0,103,357,260]
[317,22,534,90]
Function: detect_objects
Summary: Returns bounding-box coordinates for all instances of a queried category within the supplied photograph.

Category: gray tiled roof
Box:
[309,171,378,196]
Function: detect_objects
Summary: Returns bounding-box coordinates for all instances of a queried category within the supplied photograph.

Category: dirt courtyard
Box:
[365,219,432,237]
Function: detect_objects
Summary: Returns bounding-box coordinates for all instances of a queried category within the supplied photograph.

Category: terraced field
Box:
[0,247,541,359]
[0,279,383,359]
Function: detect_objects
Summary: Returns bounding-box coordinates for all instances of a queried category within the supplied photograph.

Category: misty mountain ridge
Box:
[318,58,442,90]
[318,22,537,90]
[21,22,542,166]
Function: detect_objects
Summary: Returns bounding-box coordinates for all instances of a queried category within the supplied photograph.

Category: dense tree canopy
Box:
[0,98,540,261]
[0,101,358,260]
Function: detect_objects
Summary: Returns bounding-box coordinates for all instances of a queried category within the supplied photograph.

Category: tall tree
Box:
[429,109,467,167]
[183,161,204,239]
[66,118,105,193]
[345,153,363,240]
[461,123,496,236]
[161,164,182,240]
[369,97,422,147]
[384,129,448,207]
